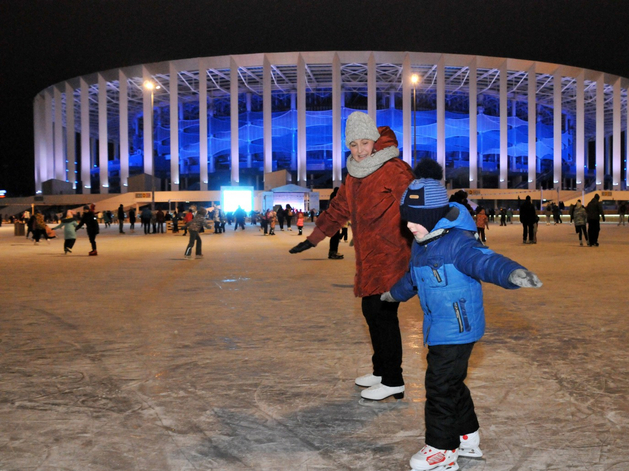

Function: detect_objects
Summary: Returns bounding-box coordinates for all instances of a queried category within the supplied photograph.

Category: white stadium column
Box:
[142,66,153,176]
[332,53,342,187]
[263,55,273,178]
[80,78,91,191]
[613,78,621,188]
[553,69,562,190]
[44,88,54,183]
[65,82,76,188]
[170,62,179,191]
[437,55,446,174]
[499,60,508,189]
[576,70,585,191]
[368,52,376,122]
[402,54,412,166]
[119,69,129,192]
[527,64,536,190]
[33,94,45,193]
[297,53,307,185]
[54,86,64,181]
[469,57,478,189]
[230,56,239,185]
[199,58,208,191]
[98,74,109,193]
[596,74,604,190]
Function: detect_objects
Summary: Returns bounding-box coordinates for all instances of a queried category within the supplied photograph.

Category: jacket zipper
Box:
[459,298,471,331]
[453,302,464,333]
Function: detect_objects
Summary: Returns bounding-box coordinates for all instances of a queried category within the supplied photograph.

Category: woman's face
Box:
[349,139,375,162]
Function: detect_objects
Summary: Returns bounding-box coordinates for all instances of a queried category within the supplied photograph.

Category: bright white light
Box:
[222,189,253,213]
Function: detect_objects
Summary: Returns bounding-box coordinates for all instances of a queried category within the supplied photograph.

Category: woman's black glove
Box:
[289,240,314,254]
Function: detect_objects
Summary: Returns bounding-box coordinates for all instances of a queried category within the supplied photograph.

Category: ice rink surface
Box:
[1,218,628,470]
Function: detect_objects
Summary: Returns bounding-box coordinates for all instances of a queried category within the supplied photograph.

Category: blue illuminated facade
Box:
[33,52,628,195]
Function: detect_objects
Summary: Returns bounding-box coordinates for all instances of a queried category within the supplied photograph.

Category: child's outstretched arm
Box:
[508,268,542,288]
[452,231,541,289]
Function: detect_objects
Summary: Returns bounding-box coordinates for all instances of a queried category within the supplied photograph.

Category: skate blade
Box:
[410,461,459,471]
[358,397,407,409]
[459,447,483,458]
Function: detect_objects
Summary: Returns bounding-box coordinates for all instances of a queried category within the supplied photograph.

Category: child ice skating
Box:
[381,159,542,471]
[51,210,79,253]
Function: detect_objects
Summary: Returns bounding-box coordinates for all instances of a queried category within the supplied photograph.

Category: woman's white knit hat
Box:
[345,111,380,148]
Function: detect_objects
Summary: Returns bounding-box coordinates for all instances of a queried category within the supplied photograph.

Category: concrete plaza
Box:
[1,218,628,470]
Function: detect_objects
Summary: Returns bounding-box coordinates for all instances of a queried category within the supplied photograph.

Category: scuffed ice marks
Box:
[185,401,396,470]
[4,366,141,416]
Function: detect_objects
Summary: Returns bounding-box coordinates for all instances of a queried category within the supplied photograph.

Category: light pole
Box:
[411,74,420,165]
[143,80,160,210]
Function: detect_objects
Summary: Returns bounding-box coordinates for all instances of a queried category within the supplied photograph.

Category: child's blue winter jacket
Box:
[390,203,524,346]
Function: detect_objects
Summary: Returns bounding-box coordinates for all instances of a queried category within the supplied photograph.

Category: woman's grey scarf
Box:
[346,146,400,179]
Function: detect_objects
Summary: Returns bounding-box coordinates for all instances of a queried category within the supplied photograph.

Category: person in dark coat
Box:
[586,194,605,246]
[290,111,414,402]
[117,204,125,233]
[519,196,537,244]
[233,206,247,230]
[76,204,100,255]
[128,208,136,232]
[156,209,165,233]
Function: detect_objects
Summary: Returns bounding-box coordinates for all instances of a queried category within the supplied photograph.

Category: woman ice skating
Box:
[289,111,415,402]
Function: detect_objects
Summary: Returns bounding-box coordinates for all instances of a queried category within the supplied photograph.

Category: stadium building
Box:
[26,51,629,212]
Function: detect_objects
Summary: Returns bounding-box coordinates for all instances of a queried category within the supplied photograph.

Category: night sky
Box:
[2,0,628,196]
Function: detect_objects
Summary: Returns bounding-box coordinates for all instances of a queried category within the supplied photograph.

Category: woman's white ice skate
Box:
[459,431,483,458]
[409,445,459,471]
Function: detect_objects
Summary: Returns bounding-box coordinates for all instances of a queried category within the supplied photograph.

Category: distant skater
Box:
[51,210,79,254]
[184,207,211,259]
[76,204,99,256]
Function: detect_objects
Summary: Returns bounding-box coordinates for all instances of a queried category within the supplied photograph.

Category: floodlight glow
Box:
[222,187,253,213]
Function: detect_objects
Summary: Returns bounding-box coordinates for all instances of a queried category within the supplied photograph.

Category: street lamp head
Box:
[411,74,420,85]
[143,80,160,91]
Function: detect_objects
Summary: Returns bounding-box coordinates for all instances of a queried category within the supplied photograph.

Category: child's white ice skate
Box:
[459,430,483,458]
[409,445,459,471]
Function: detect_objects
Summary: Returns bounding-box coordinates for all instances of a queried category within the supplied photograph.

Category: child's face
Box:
[349,139,375,162]
[407,221,429,241]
